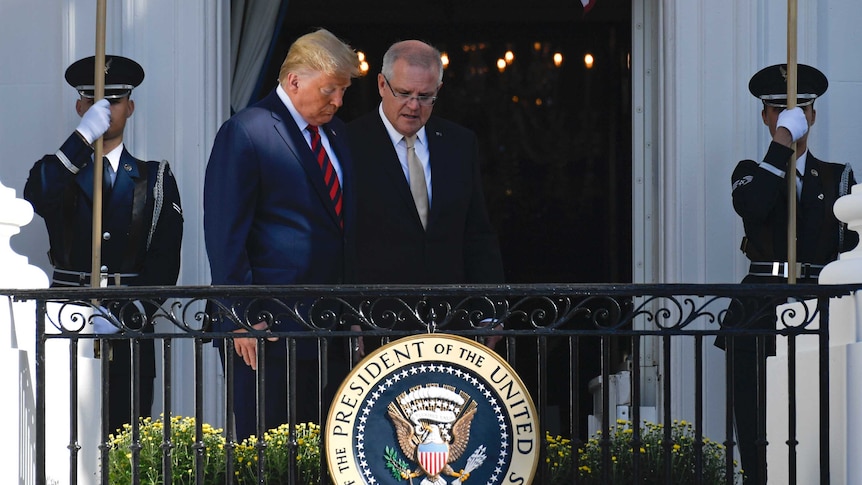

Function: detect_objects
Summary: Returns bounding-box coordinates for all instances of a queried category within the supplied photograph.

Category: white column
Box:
[0,180,48,485]
[766,183,862,485]
[820,184,862,286]
[820,183,862,483]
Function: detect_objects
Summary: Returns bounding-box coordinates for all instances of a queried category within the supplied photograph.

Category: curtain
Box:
[230,0,287,113]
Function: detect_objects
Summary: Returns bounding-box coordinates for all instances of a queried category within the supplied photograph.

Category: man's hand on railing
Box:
[351,324,365,364]
[480,319,504,351]
[233,321,278,370]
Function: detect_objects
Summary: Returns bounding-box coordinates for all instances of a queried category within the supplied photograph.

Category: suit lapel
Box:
[266,92,342,227]
[425,119,452,229]
[102,150,138,235]
[75,150,141,209]
[797,153,826,255]
[76,159,97,202]
[108,150,140,207]
[324,123,352,226]
[799,152,823,207]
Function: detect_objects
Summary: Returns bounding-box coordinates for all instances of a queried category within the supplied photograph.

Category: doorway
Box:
[254,0,633,285]
[252,0,635,438]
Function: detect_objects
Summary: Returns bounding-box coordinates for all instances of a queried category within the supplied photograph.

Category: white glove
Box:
[76,98,112,144]
[92,305,121,334]
[777,107,808,142]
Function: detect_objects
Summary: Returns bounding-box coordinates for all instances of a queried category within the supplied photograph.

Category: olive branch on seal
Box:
[384,446,412,481]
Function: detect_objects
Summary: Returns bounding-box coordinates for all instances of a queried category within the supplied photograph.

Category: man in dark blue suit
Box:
[348,40,504,355]
[25,55,184,434]
[204,28,360,439]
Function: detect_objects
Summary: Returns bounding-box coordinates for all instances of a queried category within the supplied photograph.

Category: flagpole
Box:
[90,0,107,288]
[90,0,107,362]
[786,0,798,283]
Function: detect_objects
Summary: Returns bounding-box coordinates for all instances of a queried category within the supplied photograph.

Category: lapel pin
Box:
[811,168,818,177]
[124,163,132,172]
[435,131,442,137]
[818,194,824,200]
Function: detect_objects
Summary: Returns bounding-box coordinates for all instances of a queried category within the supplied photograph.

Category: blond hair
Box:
[278,28,360,82]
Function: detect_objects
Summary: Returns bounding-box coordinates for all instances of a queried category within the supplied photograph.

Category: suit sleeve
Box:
[731,141,793,224]
[24,133,94,218]
[204,117,260,287]
[463,133,505,283]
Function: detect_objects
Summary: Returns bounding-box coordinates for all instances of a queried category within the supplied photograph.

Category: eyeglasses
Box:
[383,76,437,106]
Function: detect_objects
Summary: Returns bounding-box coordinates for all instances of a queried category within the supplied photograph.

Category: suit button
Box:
[103,232,111,241]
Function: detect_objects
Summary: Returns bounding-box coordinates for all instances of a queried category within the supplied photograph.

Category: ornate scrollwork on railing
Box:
[775,297,820,331]
[46,301,93,333]
[29,284,848,340]
[502,295,629,330]
[628,295,727,330]
[47,299,155,334]
[342,295,505,333]
[718,294,821,334]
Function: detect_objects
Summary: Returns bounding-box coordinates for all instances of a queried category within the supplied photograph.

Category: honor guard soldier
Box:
[24,55,184,434]
[722,63,857,484]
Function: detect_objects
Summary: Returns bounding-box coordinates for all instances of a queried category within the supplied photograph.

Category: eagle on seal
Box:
[387,385,478,483]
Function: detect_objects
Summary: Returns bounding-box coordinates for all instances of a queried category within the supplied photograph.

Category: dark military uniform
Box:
[25,133,183,288]
[24,124,183,434]
[723,63,857,485]
[733,142,856,275]
[727,141,855,485]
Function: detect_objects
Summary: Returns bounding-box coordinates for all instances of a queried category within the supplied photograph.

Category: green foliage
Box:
[108,416,739,485]
[106,415,226,485]
[234,422,321,484]
[545,432,574,483]
[384,445,411,479]
[106,417,320,484]
[547,419,742,485]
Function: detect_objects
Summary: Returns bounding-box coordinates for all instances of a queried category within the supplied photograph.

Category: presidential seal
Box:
[326,334,539,485]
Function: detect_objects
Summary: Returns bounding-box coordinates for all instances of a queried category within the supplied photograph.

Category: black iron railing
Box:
[8,283,860,485]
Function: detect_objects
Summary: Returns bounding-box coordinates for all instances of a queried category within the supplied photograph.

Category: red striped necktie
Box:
[307,125,343,227]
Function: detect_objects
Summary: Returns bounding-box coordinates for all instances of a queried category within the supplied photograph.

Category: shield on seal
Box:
[417,441,449,476]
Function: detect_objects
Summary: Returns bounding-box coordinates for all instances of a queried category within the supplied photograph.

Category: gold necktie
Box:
[405,135,428,229]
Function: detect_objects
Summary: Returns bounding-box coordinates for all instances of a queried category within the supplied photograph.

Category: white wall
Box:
[0,0,229,428]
